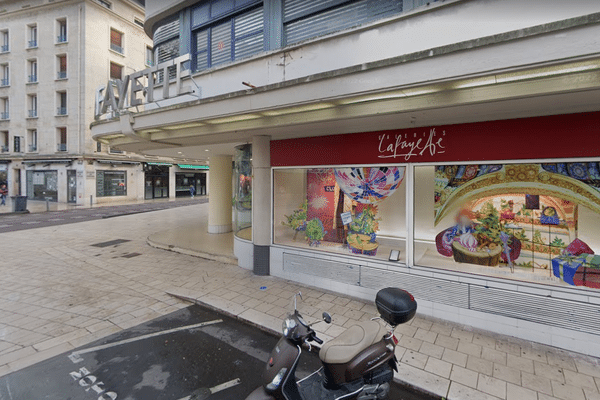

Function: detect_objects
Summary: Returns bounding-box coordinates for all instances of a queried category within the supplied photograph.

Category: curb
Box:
[147,237,238,265]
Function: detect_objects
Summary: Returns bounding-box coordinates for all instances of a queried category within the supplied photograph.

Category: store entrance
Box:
[67,170,77,203]
[176,172,206,197]
[144,165,170,199]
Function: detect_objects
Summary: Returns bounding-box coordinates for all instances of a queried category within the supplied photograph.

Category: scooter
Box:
[245,287,417,400]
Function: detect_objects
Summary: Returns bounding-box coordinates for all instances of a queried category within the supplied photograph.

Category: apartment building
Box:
[0,0,205,204]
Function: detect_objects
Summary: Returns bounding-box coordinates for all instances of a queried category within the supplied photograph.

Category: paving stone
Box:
[450,365,479,389]
[521,346,548,363]
[576,359,600,379]
[458,341,483,358]
[521,371,554,396]
[534,360,565,384]
[467,356,494,376]
[451,328,474,343]
[507,353,534,373]
[477,374,506,399]
[551,380,585,400]
[398,336,423,352]
[424,357,453,379]
[436,334,460,351]
[506,382,537,400]
[447,382,501,400]
[395,362,450,399]
[442,348,468,368]
[493,363,521,385]
[583,388,600,400]
[482,347,507,365]
[420,342,445,359]
[415,327,438,344]
[547,351,578,371]
[401,350,429,369]
[562,369,598,391]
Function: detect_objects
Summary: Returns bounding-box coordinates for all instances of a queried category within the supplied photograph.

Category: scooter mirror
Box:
[322,312,332,324]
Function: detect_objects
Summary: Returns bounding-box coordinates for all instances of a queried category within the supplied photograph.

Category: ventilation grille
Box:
[284,253,359,285]
[470,286,600,336]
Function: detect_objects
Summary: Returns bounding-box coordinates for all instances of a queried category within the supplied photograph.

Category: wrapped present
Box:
[563,238,594,256]
[552,255,584,285]
[573,253,600,289]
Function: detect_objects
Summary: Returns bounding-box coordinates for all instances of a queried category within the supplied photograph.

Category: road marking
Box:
[68,319,223,363]
[176,378,242,400]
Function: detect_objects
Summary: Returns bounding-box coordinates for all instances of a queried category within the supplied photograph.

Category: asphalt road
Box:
[0,198,208,233]
[0,305,434,400]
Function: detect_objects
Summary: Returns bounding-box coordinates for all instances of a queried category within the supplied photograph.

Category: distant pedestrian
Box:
[189,185,195,198]
[0,184,6,206]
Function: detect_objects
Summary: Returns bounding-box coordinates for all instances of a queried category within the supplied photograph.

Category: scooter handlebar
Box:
[311,333,323,345]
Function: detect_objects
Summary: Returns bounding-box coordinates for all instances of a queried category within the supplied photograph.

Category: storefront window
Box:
[96,170,127,197]
[175,172,206,197]
[26,170,58,201]
[234,144,252,240]
[415,162,600,289]
[274,166,407,263]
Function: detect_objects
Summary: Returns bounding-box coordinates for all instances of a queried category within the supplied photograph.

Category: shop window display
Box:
[415,162,600,289]
[274,166,407,262]
[234,144,252,240]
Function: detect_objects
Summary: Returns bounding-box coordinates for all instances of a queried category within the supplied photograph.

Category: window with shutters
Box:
[156,37,180,82]
[110,28,123,54]
[56,18,67,43]
[109,62,122,80]
[283,0,403,46]
[57,54,67,79]
[57,127,67,152]
[191,1,264,72]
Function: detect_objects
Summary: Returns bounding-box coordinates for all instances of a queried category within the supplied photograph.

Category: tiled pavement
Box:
[1,203,599,399]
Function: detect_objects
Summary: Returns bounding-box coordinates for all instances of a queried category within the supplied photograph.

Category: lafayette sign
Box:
[95,55,193,119]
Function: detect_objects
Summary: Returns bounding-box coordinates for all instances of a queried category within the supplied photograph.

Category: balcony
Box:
[110,43,123,54]
[57,143,67,152]
[28,144,37,152]
[28,75,37,83]
[0,44,7,53]
[0,78,7,87]
[57,71,67,80]
[28,40,37,48]
[0,112,8,120]
[57,107,67,115]
[1,145,8,152]
[28,110,37,118]
[57,34,67,43]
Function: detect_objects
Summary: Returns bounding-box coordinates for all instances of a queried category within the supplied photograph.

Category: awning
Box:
[96,160,140,165]
[22,159,75,165]
[177,164,209,170]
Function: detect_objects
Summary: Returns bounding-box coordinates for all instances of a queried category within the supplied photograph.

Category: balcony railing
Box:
[57,34,67,43]
[0,112,8,120]
[28,110,37,118]
[0,44,8,52]
[28,40,37,48]
[57,71,67,79]
[0,78,8,87]
[110,43,123,54]
[57,143,67,152]
[1,145,8,152]
[28,144,37,152]
[28,75,37,83]
[57,107,67,115]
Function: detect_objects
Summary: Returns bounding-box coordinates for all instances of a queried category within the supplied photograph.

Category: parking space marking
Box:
[68,319,223,363]
[176,378,242,400]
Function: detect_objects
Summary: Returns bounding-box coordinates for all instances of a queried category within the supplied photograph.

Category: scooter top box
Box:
[375,287,417,326]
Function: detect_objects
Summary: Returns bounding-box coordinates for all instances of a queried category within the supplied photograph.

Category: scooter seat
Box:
[319,320,388,364]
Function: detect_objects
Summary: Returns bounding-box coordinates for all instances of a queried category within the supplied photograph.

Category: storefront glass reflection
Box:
[234,144,252,240]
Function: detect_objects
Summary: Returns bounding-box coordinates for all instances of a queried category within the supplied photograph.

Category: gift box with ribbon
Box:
[573,253,600,289]
[552,255,584,285]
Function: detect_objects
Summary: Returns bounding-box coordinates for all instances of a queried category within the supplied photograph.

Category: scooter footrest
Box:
[297,370,364,400]
[365,365,393,385]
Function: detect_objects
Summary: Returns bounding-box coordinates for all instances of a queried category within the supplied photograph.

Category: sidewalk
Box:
[0,194,203,214]
[0,203,598,399]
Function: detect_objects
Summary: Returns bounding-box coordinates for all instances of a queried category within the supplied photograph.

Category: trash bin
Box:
[11,196,28,212]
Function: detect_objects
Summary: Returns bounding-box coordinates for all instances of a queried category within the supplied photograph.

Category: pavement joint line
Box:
[176,378,242,400]
[67,319,223,363]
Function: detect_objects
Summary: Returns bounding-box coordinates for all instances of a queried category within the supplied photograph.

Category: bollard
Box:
[46,198,50,212]
[90,195,93,207]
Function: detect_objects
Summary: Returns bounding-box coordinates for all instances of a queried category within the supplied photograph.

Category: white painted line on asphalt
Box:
[176,378,242,400]
[68,319,223,363]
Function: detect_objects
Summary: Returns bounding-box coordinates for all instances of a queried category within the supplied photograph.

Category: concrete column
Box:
[208,155,233,234]
[252,135,271,275]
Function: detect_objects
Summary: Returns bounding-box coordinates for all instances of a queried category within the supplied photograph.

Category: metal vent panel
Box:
[361,266,469,308]
[154,17,180,44]
[283,253,359,285]
[470,286,600,336]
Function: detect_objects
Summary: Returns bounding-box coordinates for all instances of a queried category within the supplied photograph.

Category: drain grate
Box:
[91,239,131,248]
[121,252,142,258]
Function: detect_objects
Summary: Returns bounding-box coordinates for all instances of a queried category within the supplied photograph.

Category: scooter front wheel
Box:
[244,386,277,400]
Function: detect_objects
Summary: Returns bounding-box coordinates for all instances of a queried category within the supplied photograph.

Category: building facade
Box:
[0,0,207,205]
[91,0,600,356]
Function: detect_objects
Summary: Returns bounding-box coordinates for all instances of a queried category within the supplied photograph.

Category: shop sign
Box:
[86,171,95,179]
[270,111,600,166]
[95,54,192,119]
